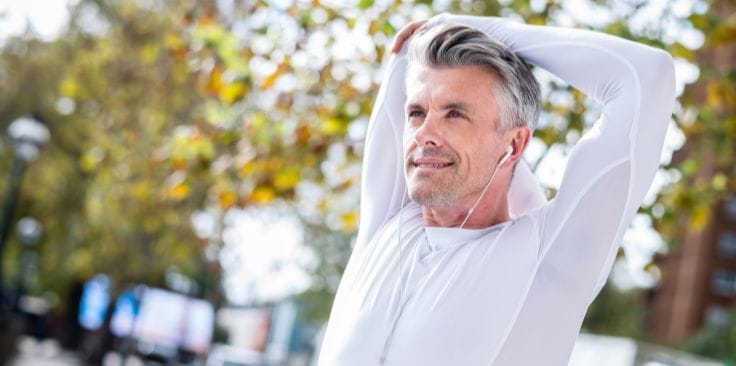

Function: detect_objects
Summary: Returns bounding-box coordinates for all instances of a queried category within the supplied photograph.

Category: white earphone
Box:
[499,145,513,165]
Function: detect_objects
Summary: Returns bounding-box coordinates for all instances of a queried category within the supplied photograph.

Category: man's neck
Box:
[421,193,511,229]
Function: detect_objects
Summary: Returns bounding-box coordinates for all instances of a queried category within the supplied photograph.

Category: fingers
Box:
[391,20,428,54]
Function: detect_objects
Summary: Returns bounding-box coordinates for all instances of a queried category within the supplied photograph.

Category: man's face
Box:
[404,65,505,208]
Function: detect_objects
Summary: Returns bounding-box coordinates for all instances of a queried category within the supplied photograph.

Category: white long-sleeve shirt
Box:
[318,14,676,366]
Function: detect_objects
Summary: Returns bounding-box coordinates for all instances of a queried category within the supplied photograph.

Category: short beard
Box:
[406,161,488,209]
[408,177,463,208]
[404,146,494,209]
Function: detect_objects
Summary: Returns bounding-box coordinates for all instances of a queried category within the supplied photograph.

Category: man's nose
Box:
[412,113,443,147]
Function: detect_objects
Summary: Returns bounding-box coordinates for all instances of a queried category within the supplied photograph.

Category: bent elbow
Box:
[644,48,677,102]
[655,48,676,90]
[635,47,677,127]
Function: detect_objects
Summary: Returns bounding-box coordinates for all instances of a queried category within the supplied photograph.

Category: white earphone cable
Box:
[380,147,510,364]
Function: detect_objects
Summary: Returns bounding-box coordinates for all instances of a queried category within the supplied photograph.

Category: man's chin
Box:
[407,185,456,208]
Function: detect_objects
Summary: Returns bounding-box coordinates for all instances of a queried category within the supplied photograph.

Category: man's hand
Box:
[391,19,428,54]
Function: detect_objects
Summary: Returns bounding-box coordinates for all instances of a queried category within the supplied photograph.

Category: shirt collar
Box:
[424,220,512,251]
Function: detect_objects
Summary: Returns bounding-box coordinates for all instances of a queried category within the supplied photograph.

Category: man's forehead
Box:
[406,63,496,80]
[404,64,497,106]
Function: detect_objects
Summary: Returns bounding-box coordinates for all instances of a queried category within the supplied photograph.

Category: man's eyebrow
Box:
[405,102,474,112]
[405,102,424,112]
[441,102,473,112]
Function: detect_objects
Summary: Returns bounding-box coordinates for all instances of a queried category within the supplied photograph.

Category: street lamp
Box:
[16,217,43,246]
[0,116,50,310]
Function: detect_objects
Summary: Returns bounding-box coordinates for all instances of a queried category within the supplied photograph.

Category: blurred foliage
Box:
[686,307,736,363]
[582,283,647,339]
[0,0,209,300]
[0,0,732,353]
[295,221,353,323]
[653,0,736,242]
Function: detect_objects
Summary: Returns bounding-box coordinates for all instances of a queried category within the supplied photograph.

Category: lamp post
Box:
[16,217,42,293]
[0,116,49,310]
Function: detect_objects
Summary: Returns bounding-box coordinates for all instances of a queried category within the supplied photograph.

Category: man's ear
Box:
[505,126,531,165]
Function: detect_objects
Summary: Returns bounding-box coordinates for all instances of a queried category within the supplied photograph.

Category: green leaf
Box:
[358,0,373,10]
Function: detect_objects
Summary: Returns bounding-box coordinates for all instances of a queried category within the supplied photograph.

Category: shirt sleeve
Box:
[441,14,676,298]
[353,52,409,251]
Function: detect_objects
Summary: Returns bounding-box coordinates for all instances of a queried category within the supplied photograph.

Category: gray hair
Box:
[407,22,541,132]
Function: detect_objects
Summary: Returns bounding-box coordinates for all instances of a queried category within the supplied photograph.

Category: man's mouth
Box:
[411,157,454,169]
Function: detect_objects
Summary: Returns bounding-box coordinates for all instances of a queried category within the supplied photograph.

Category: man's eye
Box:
[408,110,424,118]
[448,110,463,119]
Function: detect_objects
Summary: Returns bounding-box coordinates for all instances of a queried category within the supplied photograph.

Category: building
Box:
[647,0,736,345]
[649,194,736,344]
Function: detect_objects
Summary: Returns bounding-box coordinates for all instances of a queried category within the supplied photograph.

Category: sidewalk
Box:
[7,337,80,366]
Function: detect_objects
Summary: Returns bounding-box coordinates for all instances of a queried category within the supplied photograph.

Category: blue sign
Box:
[110,289,140,337]
[78,274,111,330]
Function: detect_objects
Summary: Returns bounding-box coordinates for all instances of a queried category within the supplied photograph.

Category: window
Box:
[717,232,736,259]
[712,269,736,298]
[724,195,736,221]
[705,305,732,328]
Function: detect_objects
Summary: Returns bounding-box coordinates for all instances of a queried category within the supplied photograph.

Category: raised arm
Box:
[353,52,409,251]
[440,14,676,296]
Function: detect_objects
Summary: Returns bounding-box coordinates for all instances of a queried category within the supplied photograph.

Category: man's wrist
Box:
[425,13,449,29]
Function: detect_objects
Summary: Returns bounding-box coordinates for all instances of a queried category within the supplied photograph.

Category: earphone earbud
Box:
[499,146,513,165]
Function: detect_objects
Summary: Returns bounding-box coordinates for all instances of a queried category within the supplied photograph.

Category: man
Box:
[318,13,675,366]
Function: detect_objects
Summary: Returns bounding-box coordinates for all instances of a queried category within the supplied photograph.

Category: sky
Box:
[0,0,707,303]
[0,0,73,44]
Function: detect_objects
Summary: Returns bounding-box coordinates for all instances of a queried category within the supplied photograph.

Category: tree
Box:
[0,1,713,343]
[653,0,736,356]
[0,0,209,299]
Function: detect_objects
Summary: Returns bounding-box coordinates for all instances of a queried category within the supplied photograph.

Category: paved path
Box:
[7,338,80,366]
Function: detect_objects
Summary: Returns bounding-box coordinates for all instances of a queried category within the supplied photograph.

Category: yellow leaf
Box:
[250,186,275,204]
[296,124,312,144]
[274,168,300,190]
[707,83,722,107]
[689,204,710,231]
[167,181,190,201]
[261,71,280,90]
[317,199,327,212]
[219,82,246,104]
[552,104,569,115]
[59,77,79,98]
[141,44,159,63]
[164,172,190,201]
[198,11,217,27]
[79,148,104,172]
[206,66,223,94]
[527,15,546,26]
[165,32,184,49]
[336,178,353,191]
[670,42,694,59]
[725,117,736,135]
[132,181,152,201]
[240,161,255,176]
[249,111,267,129]
[321,117,344,135]
[79,154,97,172]
[341,212,358,232]
[712,174,727,191]
[195,138,215,161]
[261,63,289,90]
[218,190,237,209]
